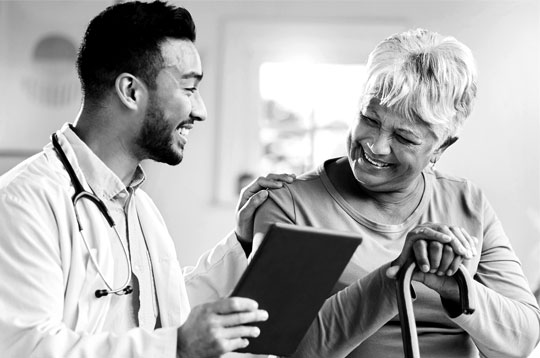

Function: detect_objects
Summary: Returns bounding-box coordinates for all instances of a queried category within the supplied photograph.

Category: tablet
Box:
[230,222,362,356]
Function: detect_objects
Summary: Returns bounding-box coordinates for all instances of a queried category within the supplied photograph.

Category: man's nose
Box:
[191,92,207,122]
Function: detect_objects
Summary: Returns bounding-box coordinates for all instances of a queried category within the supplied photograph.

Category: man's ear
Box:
[431,136,458,164]
[115,73,147,110]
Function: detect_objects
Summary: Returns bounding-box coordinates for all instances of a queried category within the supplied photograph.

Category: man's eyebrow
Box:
[181,71,203,81]
[164,66,203,81]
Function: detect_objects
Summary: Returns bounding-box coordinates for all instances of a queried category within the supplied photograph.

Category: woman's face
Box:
[347,99,444,193]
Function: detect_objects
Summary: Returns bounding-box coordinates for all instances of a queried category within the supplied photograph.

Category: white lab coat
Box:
[0,127,247,358]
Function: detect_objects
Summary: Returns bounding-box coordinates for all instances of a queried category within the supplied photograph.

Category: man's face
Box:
[347,98,443,193]
[136,39,207,165]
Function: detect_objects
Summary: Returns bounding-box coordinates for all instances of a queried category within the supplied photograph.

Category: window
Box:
[214,20,405,203]
[258,62,366,174]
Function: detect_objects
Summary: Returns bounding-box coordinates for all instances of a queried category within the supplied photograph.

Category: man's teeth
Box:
[363,151,389,167]
[178,127,190,136]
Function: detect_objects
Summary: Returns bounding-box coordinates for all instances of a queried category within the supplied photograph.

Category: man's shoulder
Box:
[0,149,67,201]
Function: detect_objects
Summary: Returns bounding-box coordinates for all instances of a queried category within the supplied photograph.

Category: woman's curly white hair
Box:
[360,28,478,141]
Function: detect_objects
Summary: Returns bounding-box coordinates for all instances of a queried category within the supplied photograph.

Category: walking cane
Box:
[396,260,475,358]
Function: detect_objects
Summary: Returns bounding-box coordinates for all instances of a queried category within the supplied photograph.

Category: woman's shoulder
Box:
[267,159,335,202]
[426,167,485,200]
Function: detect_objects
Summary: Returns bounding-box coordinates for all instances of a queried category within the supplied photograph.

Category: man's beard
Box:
[136,98,183,166]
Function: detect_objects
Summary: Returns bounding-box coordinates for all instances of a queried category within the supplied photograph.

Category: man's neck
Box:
[73,110,140,187]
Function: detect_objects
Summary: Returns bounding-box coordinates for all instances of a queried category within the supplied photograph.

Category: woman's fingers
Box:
[428,241,444,273]
[398,223,477,276]
[408,226,452,244]
[413,241,452,274]
[448,226,473,259]
[446,254,463,276]
[460,227,478,257]
[412,240,430,273]
[437,244,455,275]
[412,225,474,259]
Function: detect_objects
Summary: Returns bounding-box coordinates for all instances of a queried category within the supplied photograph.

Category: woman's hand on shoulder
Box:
[387,223,478,300]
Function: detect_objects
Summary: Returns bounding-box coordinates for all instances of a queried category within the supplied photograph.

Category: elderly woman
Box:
[250,28,540,357]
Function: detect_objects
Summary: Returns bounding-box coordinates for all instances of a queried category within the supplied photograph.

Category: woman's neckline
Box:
[323,157,428,226]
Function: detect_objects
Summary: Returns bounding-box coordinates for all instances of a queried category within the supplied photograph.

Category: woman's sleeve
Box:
[292,262,399,358]
[450,195,540,357]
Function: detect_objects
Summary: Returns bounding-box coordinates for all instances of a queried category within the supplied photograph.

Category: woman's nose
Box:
[368,134,391,155]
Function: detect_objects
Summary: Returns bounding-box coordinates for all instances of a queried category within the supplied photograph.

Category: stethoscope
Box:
[52,133,133,298]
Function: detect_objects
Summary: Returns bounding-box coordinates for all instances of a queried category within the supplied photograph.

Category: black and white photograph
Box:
[0,0,538,357]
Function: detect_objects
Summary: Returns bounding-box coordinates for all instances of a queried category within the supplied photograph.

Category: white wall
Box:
[0,1,539,287]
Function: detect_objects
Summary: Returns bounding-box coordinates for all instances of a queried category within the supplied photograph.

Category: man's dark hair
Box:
[76,1,196,101]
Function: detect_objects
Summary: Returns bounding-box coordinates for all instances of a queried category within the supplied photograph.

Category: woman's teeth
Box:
[363,150,390,168]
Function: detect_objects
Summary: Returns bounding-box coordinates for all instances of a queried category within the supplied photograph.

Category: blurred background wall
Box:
[0,0,539,292]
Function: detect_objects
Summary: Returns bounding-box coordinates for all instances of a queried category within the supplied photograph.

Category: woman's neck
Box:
[327,157,425,225]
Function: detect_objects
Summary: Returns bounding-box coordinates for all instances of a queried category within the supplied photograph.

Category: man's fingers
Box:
[223,337,250,352]
[238,190,268,217]
[213,297,259,314]
[249,176,292,192]
[220,325,262,339]
[242,174,295,195]
[234,189,269,242]
[219,309,269,327]
[237,174,295,210]
[265,173,296,183]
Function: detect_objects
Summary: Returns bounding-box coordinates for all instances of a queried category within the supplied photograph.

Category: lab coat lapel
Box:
[134,196,190,327]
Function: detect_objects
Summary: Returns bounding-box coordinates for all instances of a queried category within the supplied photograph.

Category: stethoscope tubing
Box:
[52,132,133,298]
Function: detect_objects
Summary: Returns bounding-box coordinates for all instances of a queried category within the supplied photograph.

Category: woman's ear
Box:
[431,136,459,164]
[114,73,147,110]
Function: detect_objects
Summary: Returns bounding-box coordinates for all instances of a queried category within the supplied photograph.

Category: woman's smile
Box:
[361,144,392,169]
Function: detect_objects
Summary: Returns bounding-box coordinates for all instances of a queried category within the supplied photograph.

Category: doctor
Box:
[0,1,294,357]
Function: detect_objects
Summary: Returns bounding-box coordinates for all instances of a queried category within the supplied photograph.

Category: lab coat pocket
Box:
[74,248,109,333]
